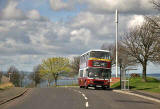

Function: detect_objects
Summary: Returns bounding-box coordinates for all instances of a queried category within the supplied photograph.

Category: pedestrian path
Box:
[132,90,160,100]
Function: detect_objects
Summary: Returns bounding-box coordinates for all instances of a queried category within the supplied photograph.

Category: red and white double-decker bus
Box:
[78,50,111,89]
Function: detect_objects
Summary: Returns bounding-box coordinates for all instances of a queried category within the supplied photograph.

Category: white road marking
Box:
[82,93,88,100]
[70,88,89,108]
[82,93,85,97]
[78,91,82,93]
[86,102,89,107]
[84,96,88,100]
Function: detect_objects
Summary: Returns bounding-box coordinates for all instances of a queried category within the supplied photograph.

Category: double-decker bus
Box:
[78,50,111,89]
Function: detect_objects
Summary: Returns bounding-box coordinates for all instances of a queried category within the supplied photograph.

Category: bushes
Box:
[130,73,140,78]
[0,72,2,84]
[0,82,14,90]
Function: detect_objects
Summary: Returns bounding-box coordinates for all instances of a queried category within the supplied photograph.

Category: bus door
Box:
[78,70,84,86]
[82,69,89,86]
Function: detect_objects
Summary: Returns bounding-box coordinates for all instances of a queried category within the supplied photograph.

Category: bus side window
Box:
[80,57,82,64]
[82,69,88,77]
[84,54,86,63]
[86,69,88,77]
[86,53,89,61]
[79,70,83,77]
[83,55,85,63]
[83,69,85,77]
[108,53,111,59]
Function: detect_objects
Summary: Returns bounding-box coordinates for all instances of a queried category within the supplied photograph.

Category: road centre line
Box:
[78,91,82,94]
[70,88,89,108]
[86,102,89,107]
[82,93,88,100]
[72,89,88,100]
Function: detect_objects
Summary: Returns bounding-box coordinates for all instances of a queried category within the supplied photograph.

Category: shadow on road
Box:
[82,87,114,91]
[115,100,153,104]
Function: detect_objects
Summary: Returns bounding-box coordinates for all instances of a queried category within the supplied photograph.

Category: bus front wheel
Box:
[85,85,88,89]
[84,81,88,89]
[80,86,83,88]
[102,86,106,90]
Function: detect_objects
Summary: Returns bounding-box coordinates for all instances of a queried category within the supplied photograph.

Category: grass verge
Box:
[111,77,160,93]
[0,82,14,90]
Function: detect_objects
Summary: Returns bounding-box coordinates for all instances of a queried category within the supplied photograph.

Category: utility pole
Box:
[115,9,119,78]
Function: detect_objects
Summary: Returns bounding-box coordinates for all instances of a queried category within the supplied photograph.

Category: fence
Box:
[56,79,78,86]
[39,79,78,88]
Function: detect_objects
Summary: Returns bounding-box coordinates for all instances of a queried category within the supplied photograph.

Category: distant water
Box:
[147,74,160,80]
[30,74,160,88]
[39,79,78,88]
[112,74,160,80]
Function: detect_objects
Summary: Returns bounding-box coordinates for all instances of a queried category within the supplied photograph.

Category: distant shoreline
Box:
[112,73,160,80]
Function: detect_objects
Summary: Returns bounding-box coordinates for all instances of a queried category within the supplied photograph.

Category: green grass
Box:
[111,77,160,93]
[111,82,120,89]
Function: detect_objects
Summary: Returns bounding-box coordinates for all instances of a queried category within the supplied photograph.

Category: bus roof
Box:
[81,49,110,56]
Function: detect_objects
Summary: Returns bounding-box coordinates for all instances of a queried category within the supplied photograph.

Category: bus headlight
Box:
[87,79,93,84]
[105,81,109,84]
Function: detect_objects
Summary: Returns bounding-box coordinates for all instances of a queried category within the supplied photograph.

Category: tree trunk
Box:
[142,62,147,82]
[48,80,51,87]
[54,79,57,87]
[35,83,37,87]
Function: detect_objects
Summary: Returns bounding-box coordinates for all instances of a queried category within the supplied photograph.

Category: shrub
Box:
[130,73,140,78]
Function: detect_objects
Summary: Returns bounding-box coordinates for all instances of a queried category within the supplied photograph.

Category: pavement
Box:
[0,87,28,105]
[113,89,160,103]
[132,90,160,100]
[0,87,160,109]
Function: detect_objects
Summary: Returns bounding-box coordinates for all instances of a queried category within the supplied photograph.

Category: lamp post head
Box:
[115,9,119,23]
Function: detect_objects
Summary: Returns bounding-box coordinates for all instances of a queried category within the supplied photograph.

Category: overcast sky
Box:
[0,0,159,73]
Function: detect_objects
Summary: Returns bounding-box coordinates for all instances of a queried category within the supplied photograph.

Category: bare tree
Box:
[7,66,21,86]
[70,56,80,75]
[101,43,115,66]
[121,19,160,82]
[101,43,135,74]
[152,0,160,10]
[19,71,25,87]
[0,71,3,84]
[29,65,42,87]
[150,0,160,62]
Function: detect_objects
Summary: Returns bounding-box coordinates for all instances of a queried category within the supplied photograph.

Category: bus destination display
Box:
[92,61,107,67]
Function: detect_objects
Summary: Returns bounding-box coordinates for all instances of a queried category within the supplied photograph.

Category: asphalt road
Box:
[1,87,160,109]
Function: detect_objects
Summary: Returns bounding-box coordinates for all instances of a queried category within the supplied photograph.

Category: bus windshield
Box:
[87,68,110,79]
[90,51,110,59]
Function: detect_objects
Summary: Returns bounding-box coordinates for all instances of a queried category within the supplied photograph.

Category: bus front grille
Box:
[93,81,104,84]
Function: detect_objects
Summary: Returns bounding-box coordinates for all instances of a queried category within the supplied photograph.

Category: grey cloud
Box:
[1,0,158,71]
[82,0,155,14]
[0,0,47,21]
[49,0,158,14]
[49,0,77,11]
[0,13,132,57]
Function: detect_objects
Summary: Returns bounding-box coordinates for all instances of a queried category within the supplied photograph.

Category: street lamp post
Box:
[119,58,122,89]
[115,9,119,78]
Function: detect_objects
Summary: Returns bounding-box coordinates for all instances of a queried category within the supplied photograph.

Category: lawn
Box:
[111,77,160,93]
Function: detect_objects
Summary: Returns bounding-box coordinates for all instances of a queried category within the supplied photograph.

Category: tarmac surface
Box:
[132,90,160,100]
[1,87,160,109]
[0,88,27,104]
